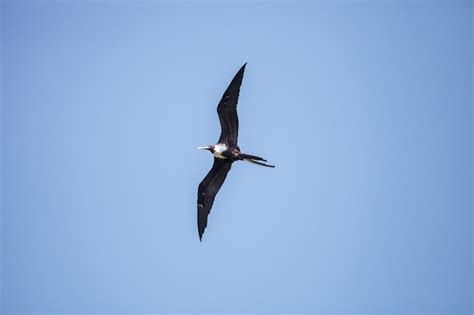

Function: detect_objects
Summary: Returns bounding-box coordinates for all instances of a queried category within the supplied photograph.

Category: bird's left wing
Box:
[197,158,233,241]
[217,63,246,147]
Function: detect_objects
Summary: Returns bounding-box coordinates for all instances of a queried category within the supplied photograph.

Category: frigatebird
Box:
[197,63,274,241]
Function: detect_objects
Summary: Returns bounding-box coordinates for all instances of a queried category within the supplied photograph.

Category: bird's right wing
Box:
[217,63,246,147]
[197,158,233,240]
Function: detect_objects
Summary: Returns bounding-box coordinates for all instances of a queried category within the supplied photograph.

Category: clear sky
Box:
[1,1,472,314]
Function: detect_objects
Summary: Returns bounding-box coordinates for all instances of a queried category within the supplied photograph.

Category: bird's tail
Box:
[239,153,275,168]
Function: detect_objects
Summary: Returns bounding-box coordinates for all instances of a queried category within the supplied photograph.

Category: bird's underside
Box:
[197,63,274,241]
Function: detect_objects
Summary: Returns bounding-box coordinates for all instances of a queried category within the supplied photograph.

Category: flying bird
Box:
[197,63,274,241]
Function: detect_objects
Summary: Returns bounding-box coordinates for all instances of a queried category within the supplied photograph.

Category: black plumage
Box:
[217,63,245,146]
[197,158,233,240]
[197,64,274,241]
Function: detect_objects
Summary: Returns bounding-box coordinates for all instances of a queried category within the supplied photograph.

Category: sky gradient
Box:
[1,1,472,314]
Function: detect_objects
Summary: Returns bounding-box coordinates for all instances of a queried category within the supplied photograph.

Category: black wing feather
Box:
[217,63,246,146]
[197,158,233,240]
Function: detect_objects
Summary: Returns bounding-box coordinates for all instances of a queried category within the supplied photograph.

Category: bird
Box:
[197,63,274,241]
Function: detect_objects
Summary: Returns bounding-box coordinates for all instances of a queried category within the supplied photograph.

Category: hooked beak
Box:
[197,146,212,150]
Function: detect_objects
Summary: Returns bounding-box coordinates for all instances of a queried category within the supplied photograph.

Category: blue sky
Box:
[1,1,472,314]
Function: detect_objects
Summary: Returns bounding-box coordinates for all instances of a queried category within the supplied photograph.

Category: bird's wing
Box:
[217,63,246,147]
[197,158,233,240]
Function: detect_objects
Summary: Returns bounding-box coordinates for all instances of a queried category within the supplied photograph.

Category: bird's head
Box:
[197,145,214,153]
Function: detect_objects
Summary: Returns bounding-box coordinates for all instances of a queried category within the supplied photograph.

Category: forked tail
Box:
[239,153,275,168]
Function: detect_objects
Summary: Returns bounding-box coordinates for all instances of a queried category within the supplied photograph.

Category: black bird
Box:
[197,63,274,241]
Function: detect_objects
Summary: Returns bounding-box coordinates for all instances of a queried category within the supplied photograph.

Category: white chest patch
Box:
[213,143,228,159]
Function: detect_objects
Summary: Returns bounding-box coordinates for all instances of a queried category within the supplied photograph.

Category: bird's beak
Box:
[197,146,211,150]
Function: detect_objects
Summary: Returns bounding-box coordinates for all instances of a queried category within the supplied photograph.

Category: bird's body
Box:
[212,143,228,158]
[212,143,233,159]
[197,63,274,241]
